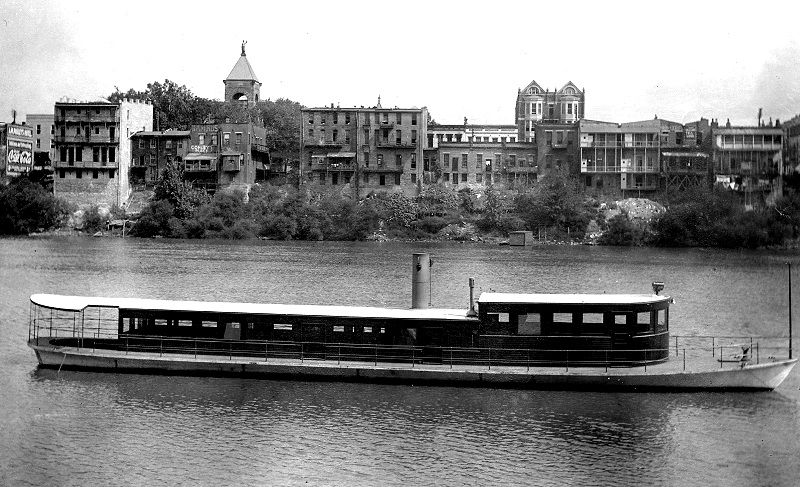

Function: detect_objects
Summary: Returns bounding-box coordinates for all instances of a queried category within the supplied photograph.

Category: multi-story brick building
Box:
[579,119,663,197]
[182,122,270,193]
[0,121,34,179]
[130,130,191,186]
[25,113,55,169]
[660,118,712,192]
[300,103,428,197]
[516,80,584,178]
[53,97,153,209]
[437,141,538,188]
[782,115,800,182]
[710,119,782,198]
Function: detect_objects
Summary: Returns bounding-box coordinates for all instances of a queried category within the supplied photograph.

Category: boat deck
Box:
[30,338,797,390]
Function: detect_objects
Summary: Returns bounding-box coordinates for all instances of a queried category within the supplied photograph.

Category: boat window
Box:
[274,323,293,331]
[333,325,345,332]
[364,326,373,333]
[656,309,667,332]
[517,313,541,335]
[583,313,603,324]
[614,315,627,325]
[178,320,192,327]
[155,318,168,326]
[201,321,217,328]
[553,313,573,325]
[638,312,653,333]
[380,327,386,334]
[498,313,509,323]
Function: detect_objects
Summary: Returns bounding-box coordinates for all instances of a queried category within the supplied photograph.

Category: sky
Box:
[2,0,800,127]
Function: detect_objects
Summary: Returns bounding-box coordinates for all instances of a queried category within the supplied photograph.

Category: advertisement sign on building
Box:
[2,124,34,177]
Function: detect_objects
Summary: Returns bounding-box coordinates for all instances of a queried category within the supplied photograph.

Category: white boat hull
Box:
[30,341,798,391]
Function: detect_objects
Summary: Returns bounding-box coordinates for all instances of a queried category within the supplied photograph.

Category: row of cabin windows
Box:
[489,310,667,336]
[128,317,386,335]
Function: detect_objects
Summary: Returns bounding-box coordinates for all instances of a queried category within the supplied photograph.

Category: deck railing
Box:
[28,307,792,371]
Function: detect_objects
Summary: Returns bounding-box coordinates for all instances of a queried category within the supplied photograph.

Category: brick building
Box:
[710,119,782,199]
[130,130,191,185]
[53,97,153,209]
[437,141,538,188]
[300,103,428,197]
[182,122,270,193]
[25,113,55,170]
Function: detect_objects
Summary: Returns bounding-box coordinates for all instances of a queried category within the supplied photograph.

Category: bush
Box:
[0,177,71,234]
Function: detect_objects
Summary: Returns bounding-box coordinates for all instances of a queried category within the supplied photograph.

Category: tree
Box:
[0,177,71,234]
[153,160,210,219]
[515,168,589,235]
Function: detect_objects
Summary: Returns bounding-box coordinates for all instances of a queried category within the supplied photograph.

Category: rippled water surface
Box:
[1,238,799,486]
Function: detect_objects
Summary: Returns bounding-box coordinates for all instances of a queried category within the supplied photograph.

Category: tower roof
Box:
[226,45,260,82]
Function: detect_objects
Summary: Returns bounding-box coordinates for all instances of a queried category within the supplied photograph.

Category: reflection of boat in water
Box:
[27,253,796,390]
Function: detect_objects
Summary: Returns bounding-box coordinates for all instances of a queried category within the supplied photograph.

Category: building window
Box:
[345,113,351,125]
[308,129,314,138]
[138,139,144,149]
[364,152,369,167]
[101,147,107,163]
[223,133,230,145]
[396,130,402,145]
[411,130,417,145]
[333,112,338,124]
[461,173,467,182]
[396,154,402,167]
[556,131,563,145]
[394,173,401,185]
[59,169,65,178]
[567,131,574,146]
[476,174,483,183]
[75,148,82,162]
[412,113,417,125]
[109,147,115,163]
[235,133,242,145]
[93,147,99,162]
[76,169,82,179]
[443,153,450,165]
[165,140,172,149]
[332,173,338,185]
[379,174,386,185]
[452,173,458,184]
[546,131,553,146]
[36,124,41,134]
[364,173,369,183]
[377,154,383,166]
[452,157,458,171]
[363,128,369,143]
[476,153,483,169]
[36,139,41,149]
[461,154,468,168]
[92,170,99,179]
[509,154,516,167]
[410,153,416,169]
[345,130,350,144]
[396,112,402,124]
[333,129,338,142]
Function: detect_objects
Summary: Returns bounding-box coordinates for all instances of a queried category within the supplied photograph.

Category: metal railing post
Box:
[675,336,678,357]
[712,337,715,357]
[683,348,686,371]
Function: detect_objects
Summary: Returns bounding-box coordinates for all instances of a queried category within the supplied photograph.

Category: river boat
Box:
[27,254,797,390]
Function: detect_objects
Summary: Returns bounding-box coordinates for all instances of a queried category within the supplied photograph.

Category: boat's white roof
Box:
[478,292,671,305]
[30,294,476,322]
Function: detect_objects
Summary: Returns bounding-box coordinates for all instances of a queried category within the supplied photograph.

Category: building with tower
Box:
[224,41,262,107]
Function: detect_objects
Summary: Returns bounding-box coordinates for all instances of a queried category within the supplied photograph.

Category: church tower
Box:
[224,41,262,107]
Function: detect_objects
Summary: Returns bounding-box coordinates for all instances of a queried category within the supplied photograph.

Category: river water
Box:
[1,237,799,486]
